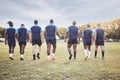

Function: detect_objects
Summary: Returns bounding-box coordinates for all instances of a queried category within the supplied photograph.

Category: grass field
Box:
[0,41,120,80]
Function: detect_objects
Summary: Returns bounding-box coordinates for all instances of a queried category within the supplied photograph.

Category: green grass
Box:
[0,41,120,80]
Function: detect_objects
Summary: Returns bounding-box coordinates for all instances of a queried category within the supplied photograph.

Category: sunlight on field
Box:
[0,41,120,80]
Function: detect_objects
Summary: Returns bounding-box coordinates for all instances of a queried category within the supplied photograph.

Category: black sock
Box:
[37,53,40,59]
[33,54,36,60]
[69,52,72,55]
[102,50,104,58]
[47,53,50,56]
[74,52,76,58]
[95,50,97,57]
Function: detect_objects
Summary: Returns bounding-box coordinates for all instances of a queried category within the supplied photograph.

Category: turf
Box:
[0,41,120,80]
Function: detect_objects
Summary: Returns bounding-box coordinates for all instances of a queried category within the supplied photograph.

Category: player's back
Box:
[46,24,56,39]
[46,25,56,36]
[18,27,27,42]
[96,28,104,41]
[83,29,92,40]
[31,26,41,40]
[69,26,78,39]
[6,27,16,41]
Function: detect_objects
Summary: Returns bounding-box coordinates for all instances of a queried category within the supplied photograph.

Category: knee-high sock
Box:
[88,51,91,58]
[102,50,104,57]
[68,48,72,55]
[84,49,87,56]
[95,50,97,57]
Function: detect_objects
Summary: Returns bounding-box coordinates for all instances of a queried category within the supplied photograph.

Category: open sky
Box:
[0,0,120,29]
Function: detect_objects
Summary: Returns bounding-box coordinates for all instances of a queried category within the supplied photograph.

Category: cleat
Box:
[73,57,76,60]
[102,57,104,60]
[47,58,51,62]
[9,57,14,60]
[84,56,88,60]
[33,54,36,60]
[52,57,55,61]
[20,58,24,60]
[37,53,40,59]
[69,54,72,60]
[51,54,55,61]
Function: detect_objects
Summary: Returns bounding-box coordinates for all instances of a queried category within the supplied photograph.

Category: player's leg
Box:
[8,45,14,60]
[67,44,72,60]
[83,40,88,60]
[8,41,13,60]
[19,42,23,60]
[37,45,41,59]
[84,45,88,60]
[101,45,105,59]
[94,45,98,58]
[47,44,51,61]
[20,44,25,60]
[51,44,56,60]
[67,39,72,60]
[37,40,42,59]
[9,41,15,60]
[88,45,91,58]
[32,44,37,60]
[73,44,77,60]
[9,46,15,60]
[50,39,56,60]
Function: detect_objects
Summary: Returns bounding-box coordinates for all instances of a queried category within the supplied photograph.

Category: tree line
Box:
[0,18,120,40]
[0,27,5,38]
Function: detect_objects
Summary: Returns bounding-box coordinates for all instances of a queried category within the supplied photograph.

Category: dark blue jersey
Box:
[18,27,28,42]
[6,27,16,42]
[67,25,79,39]
[96,28,104,41]
[45,24,57,39]
[82,28,92,41]
[30,25,42,40]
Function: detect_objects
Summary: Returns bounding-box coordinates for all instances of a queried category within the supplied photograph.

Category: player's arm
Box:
[29,29,32,43]
[91,31,95,45]
[82,31,84,43]
[56,30,61,39]
[78,33,81,44]
[40,30,44,43]
[26,30,29,42]
[104,32,107,40]
[93,34,96,44]
[44,29,46,40]
[77,29,81,44]
[15,29,18,41]
[4,29,7,45]
[64,32,68,42]
[55,26,61,39]
[64,27,69,42]
[92,30,96,45]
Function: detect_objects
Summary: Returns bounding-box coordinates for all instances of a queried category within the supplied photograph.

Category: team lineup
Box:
[5,19,106,61]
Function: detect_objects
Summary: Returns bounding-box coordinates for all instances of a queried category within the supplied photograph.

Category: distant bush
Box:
[0,27,5,38]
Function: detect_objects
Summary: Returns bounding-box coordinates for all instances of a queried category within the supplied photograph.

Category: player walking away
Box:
[44,19,61,61]
[94,24,106,59]
[5,21,17,60]
[29,20,44,60]
[64,21,80,60]
[82,24,94,60]
[17,24,29,60]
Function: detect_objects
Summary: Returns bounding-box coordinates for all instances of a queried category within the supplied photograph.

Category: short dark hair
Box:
[72,21,76,25]
[21,24,24,26]
[7,21,13,26]
[50,19,54,23]
[97,24,101,26]
[87,24,90,27]
[34,20,38,24]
